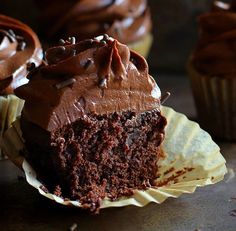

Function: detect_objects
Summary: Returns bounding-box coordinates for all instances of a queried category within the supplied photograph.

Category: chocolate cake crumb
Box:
[22,109,166,213]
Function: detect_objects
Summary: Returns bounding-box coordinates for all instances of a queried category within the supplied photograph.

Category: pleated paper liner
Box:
[187,61,236,140]
[0,95,24,159]
[1,106,227,209]
[128,33,153,58]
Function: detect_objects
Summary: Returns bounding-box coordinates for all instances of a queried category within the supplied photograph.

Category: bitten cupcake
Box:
[35,0,153,57]
[188,0,236,140]
[0,14,43,158]
[15,35,166,213]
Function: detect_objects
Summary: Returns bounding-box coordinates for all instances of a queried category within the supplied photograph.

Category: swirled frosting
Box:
[0,14,43,95]
[192,0,236,76]
[36,0,151,44]
[15,35,161,132]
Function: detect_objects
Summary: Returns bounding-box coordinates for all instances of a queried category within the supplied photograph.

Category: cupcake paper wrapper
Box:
[0,95,24,159]
[187,62,236,140]
[1,106,227,209]
[128,33,153,58]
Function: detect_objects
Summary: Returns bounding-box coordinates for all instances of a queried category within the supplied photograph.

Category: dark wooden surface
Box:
[1,74,236,231]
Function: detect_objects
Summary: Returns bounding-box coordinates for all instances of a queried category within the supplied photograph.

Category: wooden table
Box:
[1,74,235,231]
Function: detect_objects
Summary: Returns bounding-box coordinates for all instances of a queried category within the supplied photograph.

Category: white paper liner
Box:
[0,95,24,159]
[1,106,227,209]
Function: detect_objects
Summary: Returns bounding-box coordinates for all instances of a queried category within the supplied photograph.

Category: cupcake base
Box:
[187,61,236,141]
[128,33,153,58]
[20,108,166,212]
[1,106,227,211]
[0,95,24,159]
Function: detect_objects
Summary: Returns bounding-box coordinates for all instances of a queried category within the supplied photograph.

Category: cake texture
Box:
[15,35,166,212]
[35,0,153,56]
[188,0,236,140]
[0,14,42,158]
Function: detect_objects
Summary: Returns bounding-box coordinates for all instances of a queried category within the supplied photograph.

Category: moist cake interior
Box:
[22,108,166,212]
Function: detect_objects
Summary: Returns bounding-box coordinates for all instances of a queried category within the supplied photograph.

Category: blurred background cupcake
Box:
[0,14,42,158]
[33,0,153,57]
[188,0,236,140]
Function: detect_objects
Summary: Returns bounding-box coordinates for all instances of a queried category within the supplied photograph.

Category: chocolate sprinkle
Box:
[5,31,16,42]
[59,39,65,45]
[8,29,15,37]
[69,37,76,45]
[103,34,109,41]
[26,62,36,71]
[17,41,26,51]
[84,59,92,69]
[55,78,76,89]
[16,35,24,41]
[161,92,171,104]
[99,78,107,89]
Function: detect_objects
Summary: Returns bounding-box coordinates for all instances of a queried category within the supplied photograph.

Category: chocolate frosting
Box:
[0,14,43,95]
[192,0,236,77]
[15,35,161,132]
[36,0,151,44]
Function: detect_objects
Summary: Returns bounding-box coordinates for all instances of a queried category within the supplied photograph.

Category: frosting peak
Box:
[0,15,43,95]
[15,35,160,132]
[44,35,132,81]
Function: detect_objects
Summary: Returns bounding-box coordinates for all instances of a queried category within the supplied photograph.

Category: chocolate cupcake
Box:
[15,35,166,212]
[35,0,153,57]
[0,14,42,158]
[188,0,236,140]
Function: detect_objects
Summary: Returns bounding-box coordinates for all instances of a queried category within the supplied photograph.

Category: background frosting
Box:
[35,0,151,44]
[0,14,42,95]
[193,0,236,77]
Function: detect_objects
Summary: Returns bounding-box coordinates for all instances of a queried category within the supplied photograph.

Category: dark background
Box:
[0,0,214,74]
[148,0,211,73]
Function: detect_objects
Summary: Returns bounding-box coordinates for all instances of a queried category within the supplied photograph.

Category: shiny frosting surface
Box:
[15,35,161,132]
[193,0,236,77]
[36,0,151,44]
[0,14,42,95]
